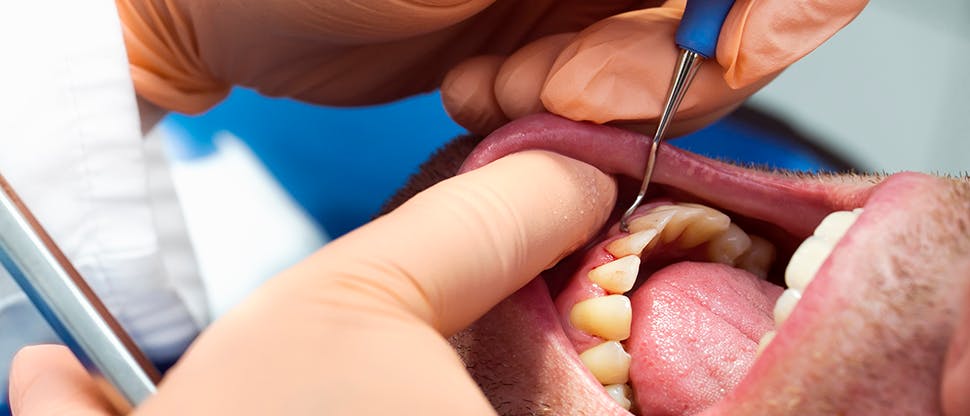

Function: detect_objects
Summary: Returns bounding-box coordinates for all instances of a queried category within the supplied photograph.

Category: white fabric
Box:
[162,130,327,319]
[0,0,205,394]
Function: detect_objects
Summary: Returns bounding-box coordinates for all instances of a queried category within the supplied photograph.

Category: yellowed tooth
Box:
[588,255,641,294]
[627,206,677,234]
[784,236,832,292]
[735,235,776,279]
[675,203,732,248]
[604,384,633,410]
[756,330,776,356]
[605,229,658,258]
[706,223,753,266]
[773,288,802,327]
[570,295,633,341]
[579,341,632,385]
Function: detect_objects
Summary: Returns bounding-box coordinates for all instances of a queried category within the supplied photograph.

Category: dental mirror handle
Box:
[0,173,159,408]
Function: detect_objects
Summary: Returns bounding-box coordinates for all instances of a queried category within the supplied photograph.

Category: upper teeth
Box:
[760,208,863,353]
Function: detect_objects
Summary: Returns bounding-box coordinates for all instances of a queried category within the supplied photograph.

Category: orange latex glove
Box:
[9,151,617,415]
[118,0,866,133]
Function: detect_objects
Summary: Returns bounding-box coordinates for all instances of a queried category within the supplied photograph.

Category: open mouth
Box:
[445,114,965,415]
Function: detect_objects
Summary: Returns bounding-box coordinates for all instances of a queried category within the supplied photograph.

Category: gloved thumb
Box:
[125,151,616,414]
[718,0,869,88]
[302,149,617,336]
[9,345,120,416]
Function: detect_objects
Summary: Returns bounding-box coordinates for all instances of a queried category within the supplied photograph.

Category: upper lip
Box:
[461,113,875,237]
[455,113,963,415]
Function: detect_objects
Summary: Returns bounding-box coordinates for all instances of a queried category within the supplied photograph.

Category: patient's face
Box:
[384,114,970,415]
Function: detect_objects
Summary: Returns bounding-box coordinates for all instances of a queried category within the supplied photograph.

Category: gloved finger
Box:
[306,150,617,336]
[539,4,769,133]
[442,34,575,134]
[717,0,869,88]
[495,33,576,120]
[9,345,118,416]
[441,55,510,135]
[942,287,970,416]
[248,0,496,43]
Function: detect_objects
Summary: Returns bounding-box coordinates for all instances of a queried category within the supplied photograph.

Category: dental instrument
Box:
[0,173,159,407]
[619,0,736,232]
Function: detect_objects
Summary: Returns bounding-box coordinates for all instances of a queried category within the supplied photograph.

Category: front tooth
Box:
[579,341,632,384]
[604,384,633,410]
[706,223,752,265]
[813,209,861,242]
[570,295,632,341]
[757,330,776,356]
[588,256,640,294]
[606,229,658,258]
[736,235,776,279]
[773,288,802,327]
[674,203,732,248]
[784,236,833,292]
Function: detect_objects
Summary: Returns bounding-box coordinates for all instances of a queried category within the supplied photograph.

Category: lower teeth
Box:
[570,202,777,412]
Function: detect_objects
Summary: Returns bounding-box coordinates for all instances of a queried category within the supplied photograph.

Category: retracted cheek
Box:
[441,55,510,135]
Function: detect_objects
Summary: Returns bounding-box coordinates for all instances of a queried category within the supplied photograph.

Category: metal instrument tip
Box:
[619,49,704,233]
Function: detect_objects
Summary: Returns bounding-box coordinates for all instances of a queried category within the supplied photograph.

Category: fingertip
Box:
[10,345,115,415]
[541,12,681,124]
[441,55,510,135]
[495,33,574,120]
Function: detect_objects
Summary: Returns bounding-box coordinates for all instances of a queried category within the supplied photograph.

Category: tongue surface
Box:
[627,262,781,415]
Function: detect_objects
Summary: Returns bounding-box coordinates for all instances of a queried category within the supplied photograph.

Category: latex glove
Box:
[9,151,617,415]
[118,0,867,132]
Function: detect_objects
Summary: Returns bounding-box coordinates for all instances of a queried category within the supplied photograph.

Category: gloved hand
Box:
[118,0,867,133]
[9,151,618,415]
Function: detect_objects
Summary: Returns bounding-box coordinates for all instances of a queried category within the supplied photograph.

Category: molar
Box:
[588,255,641,294]
[570,295,633,341]
[579,341,632,385]
[706,223,753,266]
[674,203,732,248]
[735,235,776,279]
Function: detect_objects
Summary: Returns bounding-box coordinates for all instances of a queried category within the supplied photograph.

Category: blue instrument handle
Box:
[675,0,737,58]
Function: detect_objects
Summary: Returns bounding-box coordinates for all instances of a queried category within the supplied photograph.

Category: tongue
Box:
[626,262,781,416]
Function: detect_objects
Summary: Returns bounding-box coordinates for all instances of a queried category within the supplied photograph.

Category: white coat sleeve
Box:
[0,0,207,393]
